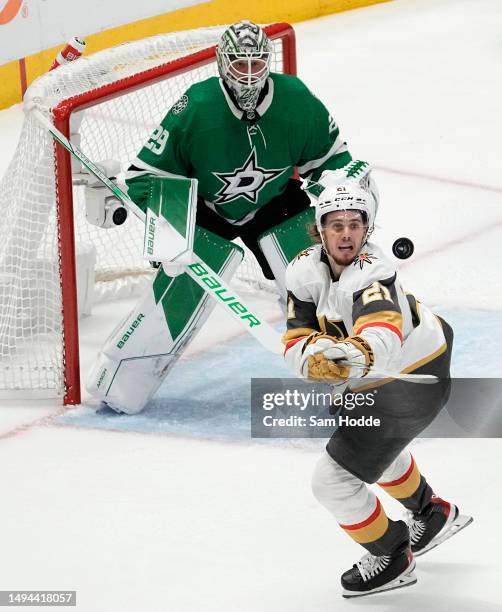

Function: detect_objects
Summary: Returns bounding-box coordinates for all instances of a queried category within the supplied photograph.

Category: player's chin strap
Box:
[30,106,283,355]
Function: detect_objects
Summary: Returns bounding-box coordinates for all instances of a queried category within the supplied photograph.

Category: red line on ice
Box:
[376,165,502,194]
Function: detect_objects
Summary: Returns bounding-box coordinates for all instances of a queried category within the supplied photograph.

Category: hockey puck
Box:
[392,237,414,259]
[112,206,128,226]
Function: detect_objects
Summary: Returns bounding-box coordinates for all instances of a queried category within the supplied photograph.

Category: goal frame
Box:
[51,23,297,405]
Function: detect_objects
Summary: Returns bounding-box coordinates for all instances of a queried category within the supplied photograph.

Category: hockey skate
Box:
[409,496,473,557]
[341,542,416,598]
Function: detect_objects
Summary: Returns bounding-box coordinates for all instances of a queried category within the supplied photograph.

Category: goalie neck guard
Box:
[216,20,272,114]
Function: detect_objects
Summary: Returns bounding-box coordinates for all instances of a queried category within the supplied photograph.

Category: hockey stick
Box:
[339,361,438,384]
[30,108,436,369]
[30,107,284,355]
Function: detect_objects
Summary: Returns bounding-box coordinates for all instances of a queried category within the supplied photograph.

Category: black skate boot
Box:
[409,496,473,557]
[341,541,416,598]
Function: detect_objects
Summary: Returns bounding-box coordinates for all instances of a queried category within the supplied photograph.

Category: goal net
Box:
[0,23,296,403]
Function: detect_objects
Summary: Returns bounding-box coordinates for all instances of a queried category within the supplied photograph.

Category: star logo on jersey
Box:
[353,252,378,270]
[213,148,288,205]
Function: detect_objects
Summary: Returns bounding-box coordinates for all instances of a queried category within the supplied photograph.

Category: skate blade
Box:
[413,514,473,557]
[342,565,417,599]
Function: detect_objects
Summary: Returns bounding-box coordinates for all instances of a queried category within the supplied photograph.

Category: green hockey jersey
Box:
[126,73,352,225]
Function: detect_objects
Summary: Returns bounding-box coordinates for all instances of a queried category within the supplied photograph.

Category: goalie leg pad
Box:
[258,207,315,299]
[86,227,243,414]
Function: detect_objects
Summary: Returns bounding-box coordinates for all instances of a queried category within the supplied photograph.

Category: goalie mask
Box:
[216,20,272,113]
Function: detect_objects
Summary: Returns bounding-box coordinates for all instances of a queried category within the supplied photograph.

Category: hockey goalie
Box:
[85,20,378,415]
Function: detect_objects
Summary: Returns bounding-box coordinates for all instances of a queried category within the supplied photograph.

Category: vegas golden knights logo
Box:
[294,247,314,262]
[353,252,377,270]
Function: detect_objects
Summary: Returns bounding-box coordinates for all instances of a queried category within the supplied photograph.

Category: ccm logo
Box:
[0,0,23,25]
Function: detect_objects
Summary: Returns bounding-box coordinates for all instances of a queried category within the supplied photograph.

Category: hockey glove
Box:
[301,333,374,383]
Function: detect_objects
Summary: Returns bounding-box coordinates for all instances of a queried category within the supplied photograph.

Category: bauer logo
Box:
[96,368,108,389]
[146,216,156,256]
[117,313,145,349]
[188,262,261,327]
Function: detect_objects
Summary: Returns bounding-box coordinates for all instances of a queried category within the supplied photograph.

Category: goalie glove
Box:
[307,160,379,216]
[300,333,375,383]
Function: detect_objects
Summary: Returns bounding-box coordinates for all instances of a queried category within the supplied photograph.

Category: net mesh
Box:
[0,25,289,397]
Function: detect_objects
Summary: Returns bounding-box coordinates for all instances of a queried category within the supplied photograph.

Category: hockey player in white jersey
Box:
[282,171,472,598]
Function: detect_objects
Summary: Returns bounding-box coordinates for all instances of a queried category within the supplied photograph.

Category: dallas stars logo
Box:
[353,252,378,270]
[213,148,287,205]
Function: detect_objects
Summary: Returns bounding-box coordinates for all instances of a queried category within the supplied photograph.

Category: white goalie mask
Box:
[216,20,272,113]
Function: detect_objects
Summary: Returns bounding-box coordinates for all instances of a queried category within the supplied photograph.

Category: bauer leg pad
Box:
[86,227,243,414]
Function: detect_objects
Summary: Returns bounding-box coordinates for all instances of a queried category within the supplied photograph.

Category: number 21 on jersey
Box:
[361,281,392,305]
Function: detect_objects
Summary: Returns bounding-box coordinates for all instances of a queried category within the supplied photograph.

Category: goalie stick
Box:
[29,108,438,381]
[30,107,283,355]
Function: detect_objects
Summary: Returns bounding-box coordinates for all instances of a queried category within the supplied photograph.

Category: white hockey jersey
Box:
[283,242,448,384]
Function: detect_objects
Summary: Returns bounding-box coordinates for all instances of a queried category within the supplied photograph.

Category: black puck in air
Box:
[392,237,414,259]
[112,206,128,226]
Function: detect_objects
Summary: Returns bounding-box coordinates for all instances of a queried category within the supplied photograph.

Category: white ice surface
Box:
[1,430,500,612]
[1,0,502,609]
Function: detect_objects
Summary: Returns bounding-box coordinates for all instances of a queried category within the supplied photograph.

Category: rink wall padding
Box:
[0,0,390,110]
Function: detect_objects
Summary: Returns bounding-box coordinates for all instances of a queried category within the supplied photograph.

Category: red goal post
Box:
[0,23,296,405]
